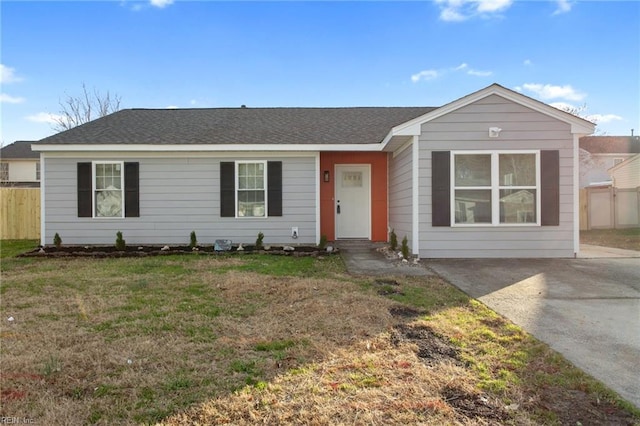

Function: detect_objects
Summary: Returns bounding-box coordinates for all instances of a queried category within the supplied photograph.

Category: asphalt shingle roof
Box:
[35,107,437,145]
[579,136,640,154]
[0,141,39,159]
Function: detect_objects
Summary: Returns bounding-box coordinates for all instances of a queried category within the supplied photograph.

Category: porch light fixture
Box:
[323,170,330,182]
[489,127,502,138]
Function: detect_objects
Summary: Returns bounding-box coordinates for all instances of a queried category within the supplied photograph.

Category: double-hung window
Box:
[94,161,124,218]
[452,151,539,225]
[236,161,266,217]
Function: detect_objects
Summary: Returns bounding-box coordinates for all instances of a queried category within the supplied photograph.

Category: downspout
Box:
[40,153,46,246]
[573,134,580,257]
[315,152,321,245]
[412,135,420,257]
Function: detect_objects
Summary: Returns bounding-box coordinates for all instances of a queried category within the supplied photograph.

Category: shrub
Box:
[115,231,126,251]
[189,231,198,248]
[401,236,410,260]
[255,232,264,250]
[389,229,398,251]
[318,234,328,250]
[53,233,62,249]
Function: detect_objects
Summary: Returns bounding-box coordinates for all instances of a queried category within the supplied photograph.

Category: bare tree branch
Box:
[52,83,122,132]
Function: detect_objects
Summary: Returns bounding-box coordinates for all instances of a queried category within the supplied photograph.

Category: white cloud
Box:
[0,93,25,104]
[476,0,512,13]
[150,0,174,8]
[435,0,512,22]
[524,59,532,66]
[411,70,440,82]
[467,69,493,77]
[521,83,586,101]
[0,64,23,84]
[452,62,492,77]
[553,0,572,15]
[166,105,178,109]
[26,112,64,124]
[587,114,622,124]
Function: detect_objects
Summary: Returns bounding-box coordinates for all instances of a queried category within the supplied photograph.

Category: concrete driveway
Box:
[427,248,640,409]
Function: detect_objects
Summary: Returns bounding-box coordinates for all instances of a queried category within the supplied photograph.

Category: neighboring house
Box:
[579,136,640,188]
[0,141,40,187]
[609,153,640,189]
[32,84,594,258]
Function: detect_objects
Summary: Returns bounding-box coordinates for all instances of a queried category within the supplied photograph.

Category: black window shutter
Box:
[220,162,235,217]
[77,162,92,217]
[541,150,560,226]
[267,161,283,217]
[124,162,139,217]
[432,151,451,226]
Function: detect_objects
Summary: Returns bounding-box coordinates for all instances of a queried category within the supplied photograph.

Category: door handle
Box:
[337,201,341,214]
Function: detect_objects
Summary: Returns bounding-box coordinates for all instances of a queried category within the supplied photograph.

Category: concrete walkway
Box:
[338,241,640,409]
[335,240,432,276]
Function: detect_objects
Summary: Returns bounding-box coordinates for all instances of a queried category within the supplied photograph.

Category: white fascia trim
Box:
[31,143,384,153]
[411,136,420,256]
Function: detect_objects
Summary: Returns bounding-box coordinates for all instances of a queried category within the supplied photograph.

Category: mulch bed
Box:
[18,245,338,258]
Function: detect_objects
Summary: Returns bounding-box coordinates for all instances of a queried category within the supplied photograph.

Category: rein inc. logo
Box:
[0,418,36,424]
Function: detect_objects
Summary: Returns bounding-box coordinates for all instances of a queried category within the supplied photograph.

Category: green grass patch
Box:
[581,228,640,251]
[0,239,39,258]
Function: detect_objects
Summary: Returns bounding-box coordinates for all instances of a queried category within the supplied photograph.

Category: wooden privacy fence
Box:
[580,187,640,230]
[0,188,40,239]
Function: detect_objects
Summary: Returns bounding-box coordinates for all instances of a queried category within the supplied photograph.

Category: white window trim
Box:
[234,160,268,219]
[450,150,541,227]
[92,160,125,219]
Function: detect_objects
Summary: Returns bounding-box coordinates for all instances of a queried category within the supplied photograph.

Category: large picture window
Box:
[237,161,266,217]
[452,151,539,226]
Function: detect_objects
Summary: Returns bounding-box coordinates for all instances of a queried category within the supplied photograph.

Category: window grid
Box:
[93,161,124,218]
[451,151,540,226]
[236,161,267,218]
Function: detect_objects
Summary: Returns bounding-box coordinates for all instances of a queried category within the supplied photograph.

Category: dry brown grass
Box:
[1,252,638,425]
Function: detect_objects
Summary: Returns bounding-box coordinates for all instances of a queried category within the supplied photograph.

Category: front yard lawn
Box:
[581,228,640,251]
[1,242,637,425]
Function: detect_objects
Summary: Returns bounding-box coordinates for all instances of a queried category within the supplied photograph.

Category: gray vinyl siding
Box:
[388,146,413,249]
[418,94,575,258]
[43,154,317,245]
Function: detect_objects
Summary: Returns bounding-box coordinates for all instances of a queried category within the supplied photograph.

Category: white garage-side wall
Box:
[7,160,39,182]
[42,152,318,246]
[388,143,414,250]
[418,94,575,258]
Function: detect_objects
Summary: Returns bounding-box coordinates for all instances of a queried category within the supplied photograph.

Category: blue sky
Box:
[1,0,638,146]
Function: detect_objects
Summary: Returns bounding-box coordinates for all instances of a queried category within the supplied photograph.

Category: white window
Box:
[452,151,540,226]
[236,161,266,217]
[0,163,8,181]
[94,161,124,218]
[36,162,40,181]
